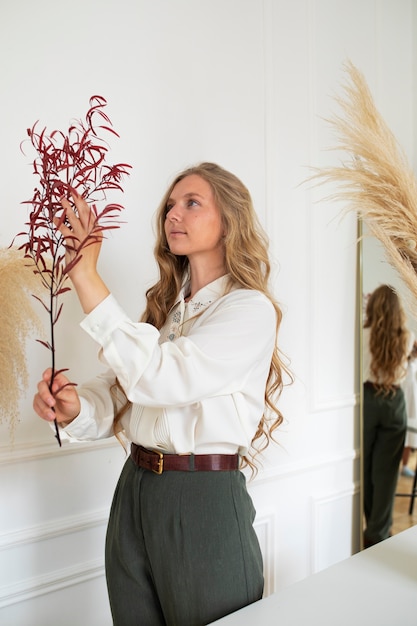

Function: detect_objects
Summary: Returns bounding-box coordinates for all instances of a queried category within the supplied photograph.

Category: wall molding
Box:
[0,508,278,608]
[310,483,361,575]
[254,512,275,597]
[0,508,109,608]
[0,557,105,609]
[261,0,275,234]
[249,447,360,488]
[0,508,109,551]
[0,437,120,466]
[309,392,358,413]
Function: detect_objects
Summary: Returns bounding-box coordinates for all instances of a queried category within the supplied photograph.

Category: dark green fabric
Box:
[105,458,263,625]
[363,384,407,544]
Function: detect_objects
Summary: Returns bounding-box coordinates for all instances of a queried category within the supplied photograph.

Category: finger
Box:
[54,219,76,241]
[71,192,96,231]
[33,391,56,422]
[40,369,70,402]
[42,367,54,384]
[53,210,82,258]
[61,200,82,232]
[51,377,73,400]
[37,378,56,408]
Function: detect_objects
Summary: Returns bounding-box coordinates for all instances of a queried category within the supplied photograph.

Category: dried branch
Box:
[14,96,132,445]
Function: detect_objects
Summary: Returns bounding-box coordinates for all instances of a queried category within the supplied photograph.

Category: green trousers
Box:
[105,457,264,625]
[363,384,407,545]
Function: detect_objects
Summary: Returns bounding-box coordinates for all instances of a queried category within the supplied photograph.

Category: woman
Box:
[400,342,417,477]
[362,284,413,548]
[33,162,290,625]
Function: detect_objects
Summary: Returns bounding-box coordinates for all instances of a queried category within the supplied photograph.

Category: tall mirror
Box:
[361,222,417,540]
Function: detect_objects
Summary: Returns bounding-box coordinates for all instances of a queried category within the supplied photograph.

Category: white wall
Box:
[0,1,414,624]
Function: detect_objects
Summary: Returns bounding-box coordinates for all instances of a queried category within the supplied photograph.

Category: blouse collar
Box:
[163,275,232,342]
[177,274,231,315]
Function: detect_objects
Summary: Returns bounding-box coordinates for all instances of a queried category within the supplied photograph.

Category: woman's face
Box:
[164,174,225,267]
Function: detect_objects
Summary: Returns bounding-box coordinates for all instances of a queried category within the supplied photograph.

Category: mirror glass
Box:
[361,222,417,538]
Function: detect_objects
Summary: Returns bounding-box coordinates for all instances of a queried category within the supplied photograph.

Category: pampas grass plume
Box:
[0,247,45,433]
[312,60,417,309]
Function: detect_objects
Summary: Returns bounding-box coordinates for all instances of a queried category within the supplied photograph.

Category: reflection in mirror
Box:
[361,222,417,542]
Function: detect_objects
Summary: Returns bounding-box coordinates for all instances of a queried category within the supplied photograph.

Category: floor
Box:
[392,448,417,535]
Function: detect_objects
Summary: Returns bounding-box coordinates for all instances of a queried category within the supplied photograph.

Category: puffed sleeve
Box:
[61,368,131,441]
[80,291,276,407]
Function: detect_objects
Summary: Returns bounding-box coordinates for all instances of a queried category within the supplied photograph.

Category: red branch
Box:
[14,95,132,446]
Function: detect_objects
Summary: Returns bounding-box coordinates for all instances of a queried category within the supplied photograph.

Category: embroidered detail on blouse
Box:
[162,275,229,342]
[167,302,185,341]
[189,299,213,314]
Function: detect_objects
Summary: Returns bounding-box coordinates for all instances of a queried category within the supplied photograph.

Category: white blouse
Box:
[63,275,277,456]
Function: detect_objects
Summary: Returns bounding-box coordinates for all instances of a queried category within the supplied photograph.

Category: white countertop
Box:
[212,525,417,626]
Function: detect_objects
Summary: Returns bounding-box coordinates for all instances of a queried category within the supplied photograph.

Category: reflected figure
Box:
[401,349,417,477]
[362,285,415,547]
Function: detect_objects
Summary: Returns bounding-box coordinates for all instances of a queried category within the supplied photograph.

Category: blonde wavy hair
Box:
[364,284,409,393]
[113,162,292,470]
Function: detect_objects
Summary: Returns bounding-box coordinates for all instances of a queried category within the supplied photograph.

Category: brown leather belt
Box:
[131,443,239,474]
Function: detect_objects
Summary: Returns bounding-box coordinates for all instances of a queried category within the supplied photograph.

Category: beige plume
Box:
[312,60,417,306]
[0,247,45,434]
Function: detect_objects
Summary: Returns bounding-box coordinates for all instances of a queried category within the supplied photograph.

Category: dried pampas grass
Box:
[312,60,417,309]
[0,247,45,433]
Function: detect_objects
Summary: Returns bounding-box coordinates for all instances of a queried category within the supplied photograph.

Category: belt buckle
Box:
[152,450,164,474]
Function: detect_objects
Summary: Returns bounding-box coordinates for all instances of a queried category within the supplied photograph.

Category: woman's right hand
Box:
[33,368,81,426]
[56,193,110,314]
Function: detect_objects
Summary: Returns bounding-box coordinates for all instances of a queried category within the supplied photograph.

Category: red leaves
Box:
[15,96,131,446]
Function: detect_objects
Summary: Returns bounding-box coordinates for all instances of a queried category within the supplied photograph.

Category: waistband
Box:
[364,380,400,391]
[130,443,239,474]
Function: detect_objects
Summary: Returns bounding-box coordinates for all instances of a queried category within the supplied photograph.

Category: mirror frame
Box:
[358,217,364,551]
